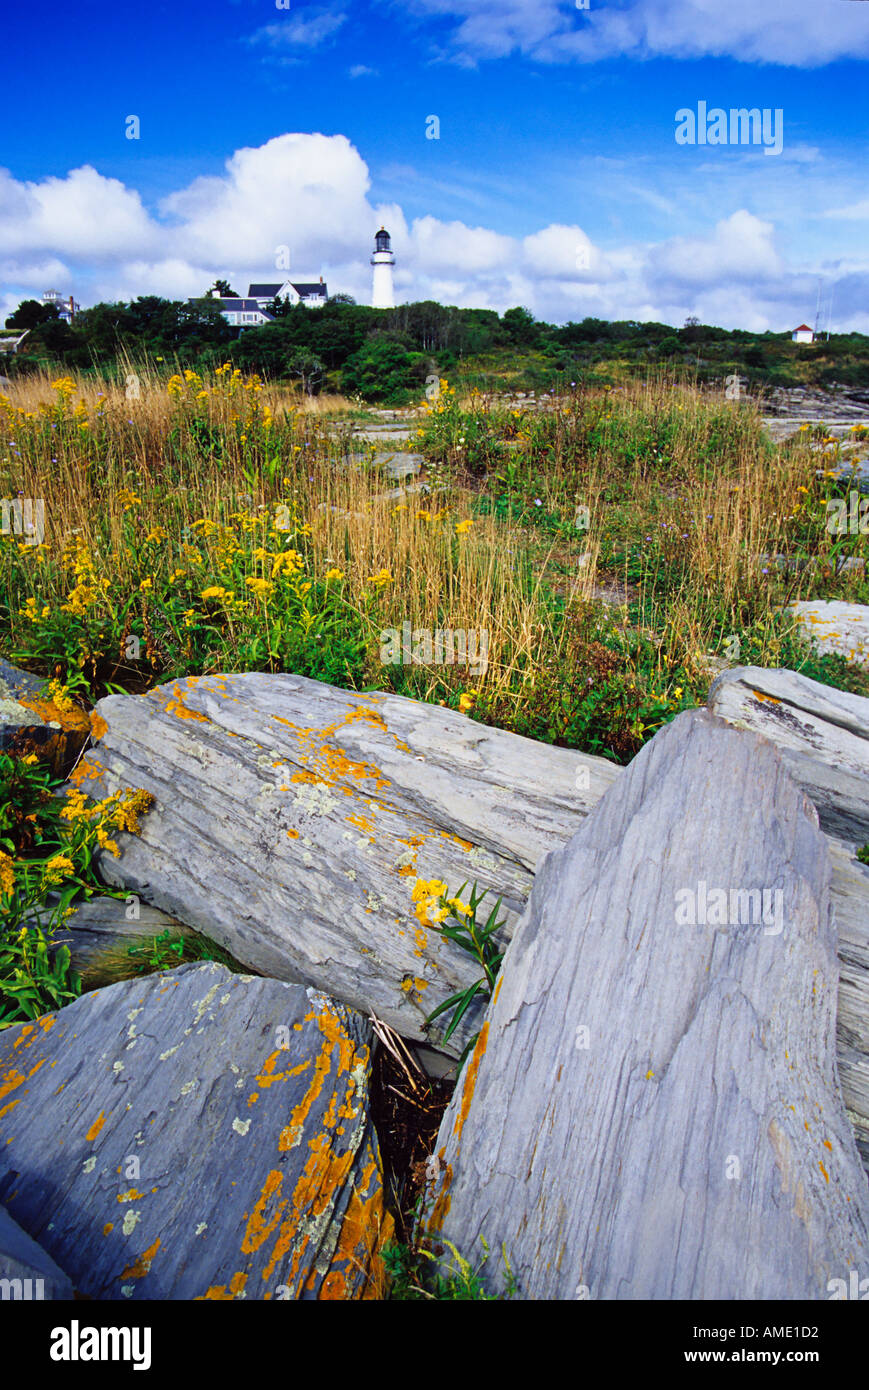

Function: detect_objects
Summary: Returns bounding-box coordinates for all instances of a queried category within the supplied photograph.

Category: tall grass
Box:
[1,367,866,760]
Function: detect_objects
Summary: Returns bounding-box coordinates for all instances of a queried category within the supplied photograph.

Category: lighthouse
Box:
[370,226,395,309]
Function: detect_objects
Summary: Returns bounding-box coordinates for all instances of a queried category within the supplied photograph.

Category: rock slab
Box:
[0,1202,74,1300]
[74,672,618,1053]
[428,710,869,1299]
[708,664,869,844]
[788,600,869,669]
[0,962,392,1300]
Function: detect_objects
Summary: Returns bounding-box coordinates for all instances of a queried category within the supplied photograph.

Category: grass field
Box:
[2,363,867,757]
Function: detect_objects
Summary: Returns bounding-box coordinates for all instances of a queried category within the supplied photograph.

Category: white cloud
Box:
[646,210,782,288]
[521,224,608,280]
[408,215,514,273]
[404,0,869,68]
[248,10,347,52]
[823,197,869,220]
[0,165,154,260]
[2,134,869,334]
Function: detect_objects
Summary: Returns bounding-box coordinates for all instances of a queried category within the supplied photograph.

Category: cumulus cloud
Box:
[1,133,868,333]
[0,165,154,260]
[646,211,782,288]
[404,0,869,68]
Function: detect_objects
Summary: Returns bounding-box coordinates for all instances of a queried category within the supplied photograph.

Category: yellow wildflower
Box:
[43,854,75,885]
[46,680,75,712]
[366,568,393,587]
[0,851,15,897]
[245,576,275,598]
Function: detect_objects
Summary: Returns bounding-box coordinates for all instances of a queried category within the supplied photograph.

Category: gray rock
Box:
[0,962,392,1300]
[380,452,423,482]
[827,838,869,1168]
[788,599,869,668]
[0,1203,74,1300]
[427,710,869,1299]
[708,665,869,842]
[0,657,43,700]
[30,894,204,988]
[72,673,619,1054]
[708,666,869,1167]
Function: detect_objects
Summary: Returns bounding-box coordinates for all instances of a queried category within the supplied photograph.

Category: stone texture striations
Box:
[0,962,391,1300]
[428,711,869,1299]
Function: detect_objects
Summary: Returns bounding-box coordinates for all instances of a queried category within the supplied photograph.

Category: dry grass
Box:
[2,366,865,744]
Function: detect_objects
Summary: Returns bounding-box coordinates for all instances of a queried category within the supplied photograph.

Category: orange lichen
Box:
[89,712,108,741]
[240,1170,287,1254]
[428,1159,453,1233]
[121,1236,161,1280]
[86,1111,107,1142]
[197,1272,248,1300]
[440,831,474,852]
[453,1021,489,1145]
[256,1053,311,1090]
[0,1057,47,1103]
[277,1012,352,1149]
[67,755,105,788]
[343,705,388,734]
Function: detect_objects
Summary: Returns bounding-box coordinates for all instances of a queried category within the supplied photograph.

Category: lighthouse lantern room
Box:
[371,226,395,309]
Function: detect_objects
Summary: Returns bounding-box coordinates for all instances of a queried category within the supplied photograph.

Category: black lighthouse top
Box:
[374,227,391,253]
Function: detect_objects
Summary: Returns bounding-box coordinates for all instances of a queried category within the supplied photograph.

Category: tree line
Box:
[5,291,869,401]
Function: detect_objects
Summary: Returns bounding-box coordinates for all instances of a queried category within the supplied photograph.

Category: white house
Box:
[188,292,275,328]
[248,278,328,310]
[42,289,79,322]
[792,323,815,345]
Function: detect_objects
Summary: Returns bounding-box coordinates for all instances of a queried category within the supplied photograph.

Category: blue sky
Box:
[3,0,869,329]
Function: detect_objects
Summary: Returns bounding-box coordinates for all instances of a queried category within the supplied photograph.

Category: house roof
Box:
[247,281,327,299]
[793,324,813,332]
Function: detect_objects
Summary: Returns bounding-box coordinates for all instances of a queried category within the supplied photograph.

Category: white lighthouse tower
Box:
[371,226,395,309]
